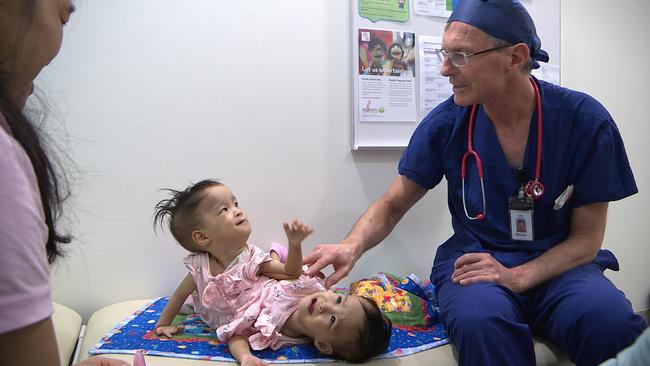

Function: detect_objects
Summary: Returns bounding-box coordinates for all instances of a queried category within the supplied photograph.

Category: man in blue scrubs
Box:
[304,0,646,365]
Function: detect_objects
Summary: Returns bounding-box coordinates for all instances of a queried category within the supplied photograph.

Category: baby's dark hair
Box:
[335,296,392,363]
[153,179,223,251]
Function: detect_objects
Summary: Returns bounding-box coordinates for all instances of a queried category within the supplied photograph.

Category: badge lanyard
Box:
[461,78,544,222]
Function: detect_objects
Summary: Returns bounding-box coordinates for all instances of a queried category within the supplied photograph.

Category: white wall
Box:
[41,0,649,320]
[560,0,650,315]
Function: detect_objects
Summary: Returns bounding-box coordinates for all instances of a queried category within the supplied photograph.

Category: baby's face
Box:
[371,44,385,60]
[390,45,403,59]
[195,185,251,247]
[294,291,366,350]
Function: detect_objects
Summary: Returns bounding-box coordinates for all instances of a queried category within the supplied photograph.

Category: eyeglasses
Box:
[437,45,511,68]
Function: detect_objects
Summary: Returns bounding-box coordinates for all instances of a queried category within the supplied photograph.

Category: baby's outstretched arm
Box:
[229,336,268,366]
[155,273,197,338]
[258,220,313,280]
[283,220,313,275]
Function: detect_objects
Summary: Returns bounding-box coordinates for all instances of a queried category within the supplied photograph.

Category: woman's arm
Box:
[258,220,312,280]
[0,317,130,366]
[0,317,60,365]
[154,273,196,337]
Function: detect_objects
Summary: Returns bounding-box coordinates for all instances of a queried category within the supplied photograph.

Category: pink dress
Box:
[184,244,325,350]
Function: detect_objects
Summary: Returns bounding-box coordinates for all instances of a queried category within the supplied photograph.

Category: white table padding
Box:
[53,302,83,366]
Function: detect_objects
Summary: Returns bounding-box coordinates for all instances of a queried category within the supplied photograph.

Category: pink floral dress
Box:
[184,244,325,350]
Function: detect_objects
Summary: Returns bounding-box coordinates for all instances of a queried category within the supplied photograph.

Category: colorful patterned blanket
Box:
[89,273,448,362]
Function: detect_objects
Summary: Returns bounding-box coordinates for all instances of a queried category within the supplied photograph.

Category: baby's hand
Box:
[241,354,268,366]
[283,220,313,246]
[154,325,185,338]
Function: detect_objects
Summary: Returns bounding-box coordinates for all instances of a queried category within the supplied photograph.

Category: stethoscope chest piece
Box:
[524,180,545,200]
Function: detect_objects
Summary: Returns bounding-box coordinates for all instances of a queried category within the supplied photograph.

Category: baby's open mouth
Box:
[309,298,317,314]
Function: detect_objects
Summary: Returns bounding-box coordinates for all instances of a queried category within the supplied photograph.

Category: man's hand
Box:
[452,253,525,293]
[154,325,185,338]
[302,241,361,289]
[241,354,268,366]
[75,356,130,366]
[283,220,313,246]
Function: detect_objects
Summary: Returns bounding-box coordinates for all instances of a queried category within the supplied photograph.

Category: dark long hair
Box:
[0,1,71,264]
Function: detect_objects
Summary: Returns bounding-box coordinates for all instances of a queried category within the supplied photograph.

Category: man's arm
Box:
[453,202,608,292]
[514,201,608,290]
[304,175,428,288]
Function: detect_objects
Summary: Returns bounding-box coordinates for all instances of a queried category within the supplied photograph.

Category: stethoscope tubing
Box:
[461,105,487,221]
[461,77,543,221]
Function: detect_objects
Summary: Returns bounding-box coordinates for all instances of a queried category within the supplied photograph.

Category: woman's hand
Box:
[75,356,131,366]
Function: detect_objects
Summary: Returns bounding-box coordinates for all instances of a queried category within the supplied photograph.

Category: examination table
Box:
[54,300,573,365]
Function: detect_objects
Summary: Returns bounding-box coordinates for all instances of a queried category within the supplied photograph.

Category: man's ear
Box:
[314,339,333,355]
[191,230,209,247]
[509,43,530,70]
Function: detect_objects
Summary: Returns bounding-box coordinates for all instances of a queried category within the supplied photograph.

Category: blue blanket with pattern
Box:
[89,273,449,362]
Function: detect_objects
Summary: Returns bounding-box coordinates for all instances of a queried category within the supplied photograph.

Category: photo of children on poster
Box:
[359,29,415,77]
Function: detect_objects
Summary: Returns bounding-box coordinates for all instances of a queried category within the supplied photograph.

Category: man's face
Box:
[440,22,509,106]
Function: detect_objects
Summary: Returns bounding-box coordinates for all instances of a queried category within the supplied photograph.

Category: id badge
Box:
[509,196,534,241]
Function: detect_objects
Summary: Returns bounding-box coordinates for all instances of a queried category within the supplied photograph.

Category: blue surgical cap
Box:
[448,0,549,69]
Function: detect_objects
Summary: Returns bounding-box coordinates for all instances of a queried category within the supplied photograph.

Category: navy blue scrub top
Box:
[398,77,637,271]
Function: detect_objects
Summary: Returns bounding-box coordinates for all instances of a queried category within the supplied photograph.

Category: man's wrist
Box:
[510,266,531,293]
[341,238,364,260]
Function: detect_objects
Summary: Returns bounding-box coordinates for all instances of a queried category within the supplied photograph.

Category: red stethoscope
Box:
[461,78,545,221]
